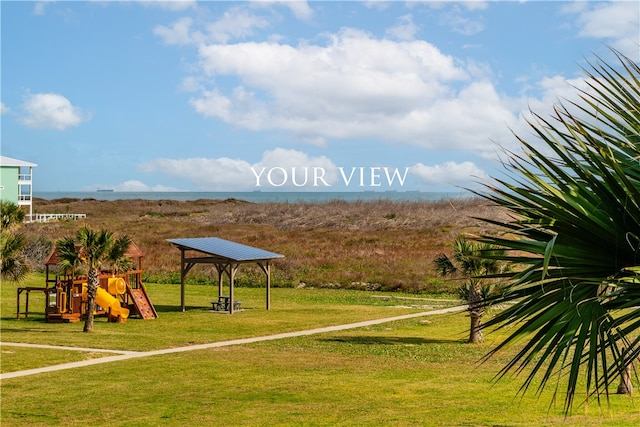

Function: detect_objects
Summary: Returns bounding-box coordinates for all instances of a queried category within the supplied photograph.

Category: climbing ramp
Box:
[127,285,158,319]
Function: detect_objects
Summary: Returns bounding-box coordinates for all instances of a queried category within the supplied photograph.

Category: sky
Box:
[1,0,639,193]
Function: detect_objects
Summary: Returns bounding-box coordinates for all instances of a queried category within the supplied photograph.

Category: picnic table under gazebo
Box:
[166,237,284,314]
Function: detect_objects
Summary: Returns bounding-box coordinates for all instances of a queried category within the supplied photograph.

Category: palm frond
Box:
[77,227,114,269]
[108,234,132,273]
[434,253,457,277]
[0,201,25,230]
[55,236,82,274]
[476,50,640,413]
[0,232,28,281]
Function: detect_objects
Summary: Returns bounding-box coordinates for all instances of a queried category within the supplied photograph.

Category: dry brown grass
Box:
[23,197,508,293]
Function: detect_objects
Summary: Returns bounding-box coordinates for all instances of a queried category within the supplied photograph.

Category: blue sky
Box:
[2,1,638,192]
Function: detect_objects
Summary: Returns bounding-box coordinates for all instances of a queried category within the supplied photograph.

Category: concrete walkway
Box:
[1,305,466,380]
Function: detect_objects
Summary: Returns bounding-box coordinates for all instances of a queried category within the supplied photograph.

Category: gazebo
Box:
[166,237,284,314]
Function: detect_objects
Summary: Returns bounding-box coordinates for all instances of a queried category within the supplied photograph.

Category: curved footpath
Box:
[1,305,466,380]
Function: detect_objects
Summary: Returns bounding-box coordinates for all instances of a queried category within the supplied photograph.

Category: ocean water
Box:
[34,191,473,203]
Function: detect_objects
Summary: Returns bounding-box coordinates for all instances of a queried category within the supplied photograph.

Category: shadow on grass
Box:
[153,304,210,313]
[2,315,45,322]
[320,336,464,345]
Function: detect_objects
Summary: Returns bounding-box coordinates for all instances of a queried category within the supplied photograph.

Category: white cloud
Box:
[566,1,640,60]
[0,102,10,114]
[20,93,88,130]
[461,1,488,12]
[363,1,390,11]
[438,6,485,36]
[114,180,178,192]
[138,148,338,191]
[253,0,314,21]
[284,1,313,21]
[386,14,419,41]
[503,70,624,164]
[138,156,253,190]
[206,6,271,44]
[155,6,272,45]
[33,1,53,15]
[411,161,489,189]
[154,17,197,45]
[141,0,197,11]
[186,29,523,157]
[82,180,179,192]
[419,1,488,11]
[417,1,486,34]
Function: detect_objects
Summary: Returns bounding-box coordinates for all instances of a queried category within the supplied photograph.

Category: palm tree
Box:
[434,235,505,343]
[107,235,132,274]
[55,226,130,332]
[473,50,640,412]
[0,201,28,282]
[56,236,83,277]
[1,200,25,229]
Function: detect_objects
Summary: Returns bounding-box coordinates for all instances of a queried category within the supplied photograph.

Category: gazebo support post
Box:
[180,249,186,312]
[229,264,238,314]
[215,264,224,298]
[266,262,271,310]
[179,250,196,312]
[257,261,271,310]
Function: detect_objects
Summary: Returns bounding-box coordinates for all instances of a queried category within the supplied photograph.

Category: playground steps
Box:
[127,286,158,319]
[46,313,81,323]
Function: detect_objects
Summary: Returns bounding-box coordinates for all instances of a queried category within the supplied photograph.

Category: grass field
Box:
[2,274,638,426]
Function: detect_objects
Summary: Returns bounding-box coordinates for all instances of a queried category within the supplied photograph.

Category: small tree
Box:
[55,226,130,332]
[434,235,505,343]
[0,201,28,282]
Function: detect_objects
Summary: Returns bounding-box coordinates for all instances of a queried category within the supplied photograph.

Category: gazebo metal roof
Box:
[166,237,284,263]
[166,237,284,313]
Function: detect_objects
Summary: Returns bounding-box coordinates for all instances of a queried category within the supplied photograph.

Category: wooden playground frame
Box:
[16,242,157,322]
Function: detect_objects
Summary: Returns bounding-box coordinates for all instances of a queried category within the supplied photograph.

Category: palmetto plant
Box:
[1,200,25,229]
[0,201,28,282]
[434,235,506,344]
[55,226,131,332]
[475,51,640,412]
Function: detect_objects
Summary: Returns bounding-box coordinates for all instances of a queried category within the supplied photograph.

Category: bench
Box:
[211,296,242,311]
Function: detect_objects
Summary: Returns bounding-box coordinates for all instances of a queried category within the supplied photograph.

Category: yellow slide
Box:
[95,279,130,319]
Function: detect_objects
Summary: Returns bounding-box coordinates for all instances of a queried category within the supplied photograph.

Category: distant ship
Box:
[97,188,114,192]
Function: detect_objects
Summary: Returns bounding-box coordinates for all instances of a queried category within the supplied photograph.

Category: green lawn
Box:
[1,274,638,426]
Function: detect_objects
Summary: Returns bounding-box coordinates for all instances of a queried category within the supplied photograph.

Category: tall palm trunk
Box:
[617,364,633,395]
[468,280,484,344]
[83,267,99,332]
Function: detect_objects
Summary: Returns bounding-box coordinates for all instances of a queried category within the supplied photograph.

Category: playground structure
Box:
[16,241,157,323]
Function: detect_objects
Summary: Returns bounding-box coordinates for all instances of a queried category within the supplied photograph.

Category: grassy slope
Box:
[22,197,506,292]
